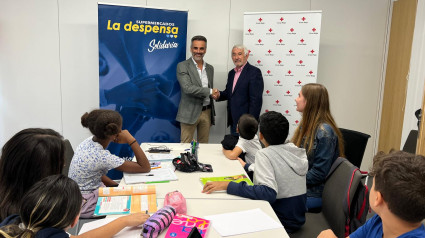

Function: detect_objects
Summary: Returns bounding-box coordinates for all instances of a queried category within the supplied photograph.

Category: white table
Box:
[156,198,289,238]
[120,143,251,200]
[114,143,289,237]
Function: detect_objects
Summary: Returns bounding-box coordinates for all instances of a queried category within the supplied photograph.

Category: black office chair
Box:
[290,159,363,238]
[62,139,74,176]
[402,130,418,154]
[339,128,370,168]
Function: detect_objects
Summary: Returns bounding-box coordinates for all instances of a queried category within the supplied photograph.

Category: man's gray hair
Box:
[232,44,249,56]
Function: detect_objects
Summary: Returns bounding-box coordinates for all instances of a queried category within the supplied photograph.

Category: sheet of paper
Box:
[95,196,131,215]
[204,208,283,237]
[79,217,141,237]
[147,153,175,161]
[124,168,178,184]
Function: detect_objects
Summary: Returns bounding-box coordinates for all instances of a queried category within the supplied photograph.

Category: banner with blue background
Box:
[98,4,187,178]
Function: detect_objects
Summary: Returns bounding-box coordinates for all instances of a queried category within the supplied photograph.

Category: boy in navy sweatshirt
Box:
[202,111,308,232]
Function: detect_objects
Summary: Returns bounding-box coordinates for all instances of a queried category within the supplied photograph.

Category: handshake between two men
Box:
[211,88,220,100]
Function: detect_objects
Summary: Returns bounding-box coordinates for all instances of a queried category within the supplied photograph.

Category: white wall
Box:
[0,0,62,145]
[0,0,392,170]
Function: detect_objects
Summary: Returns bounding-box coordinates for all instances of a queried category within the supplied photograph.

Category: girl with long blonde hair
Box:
[292,83,344,211]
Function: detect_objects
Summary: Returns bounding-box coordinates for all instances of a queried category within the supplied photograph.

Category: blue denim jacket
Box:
[303,123,339,198]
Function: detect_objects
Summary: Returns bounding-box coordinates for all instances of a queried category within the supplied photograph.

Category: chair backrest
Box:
[322,159,363,238]
[63,139,74,176]
[402,130,418,153]
[339,128,370,168]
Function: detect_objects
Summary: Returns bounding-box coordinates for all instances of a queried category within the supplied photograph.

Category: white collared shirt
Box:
[191,57,210,106]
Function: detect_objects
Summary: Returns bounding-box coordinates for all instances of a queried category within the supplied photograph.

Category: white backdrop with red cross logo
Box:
[244,11,322,136]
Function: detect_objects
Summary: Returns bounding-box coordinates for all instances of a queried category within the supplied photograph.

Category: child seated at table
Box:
[222,114,261,173]
[203,111,308,233]
[318,151,425,238]
[69,109,151,218]
[0,174,149,238]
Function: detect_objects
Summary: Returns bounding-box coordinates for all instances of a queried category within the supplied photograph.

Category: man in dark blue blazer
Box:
[214,45,264,134]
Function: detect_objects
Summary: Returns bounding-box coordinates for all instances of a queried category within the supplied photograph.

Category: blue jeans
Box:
[306,196,322,211]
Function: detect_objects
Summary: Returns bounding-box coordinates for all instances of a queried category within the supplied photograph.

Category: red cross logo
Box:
[248,28,252,33]
[286,90,291,94]
[288,70,292,74]
[309,70,313,74]
[267,70,271,74]
[300,39,305,43]
[279,39,283,43]
[312,28,316,32]
[302,17,306,21]
[295,120,299,124]
[290,28,294,32]
[268,49,272,54]
[257,60,261,64]
[259,18,263,22]
[277,80,280,84]
[285,110,289,114]
[298,80,302,84]
[289,49,293,54]
[280,17,284,21]
[276,100,280,104]
[278,60,282,64]
[269,28,273,32]
[248,50,251,54]
[266,90,270,94]
[265,109,269,112]
[299,60,303,64]
[311,49,315,54]
[258,39,262,43]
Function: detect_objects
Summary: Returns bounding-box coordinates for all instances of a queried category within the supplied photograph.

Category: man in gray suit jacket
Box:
[176,35,217,143]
